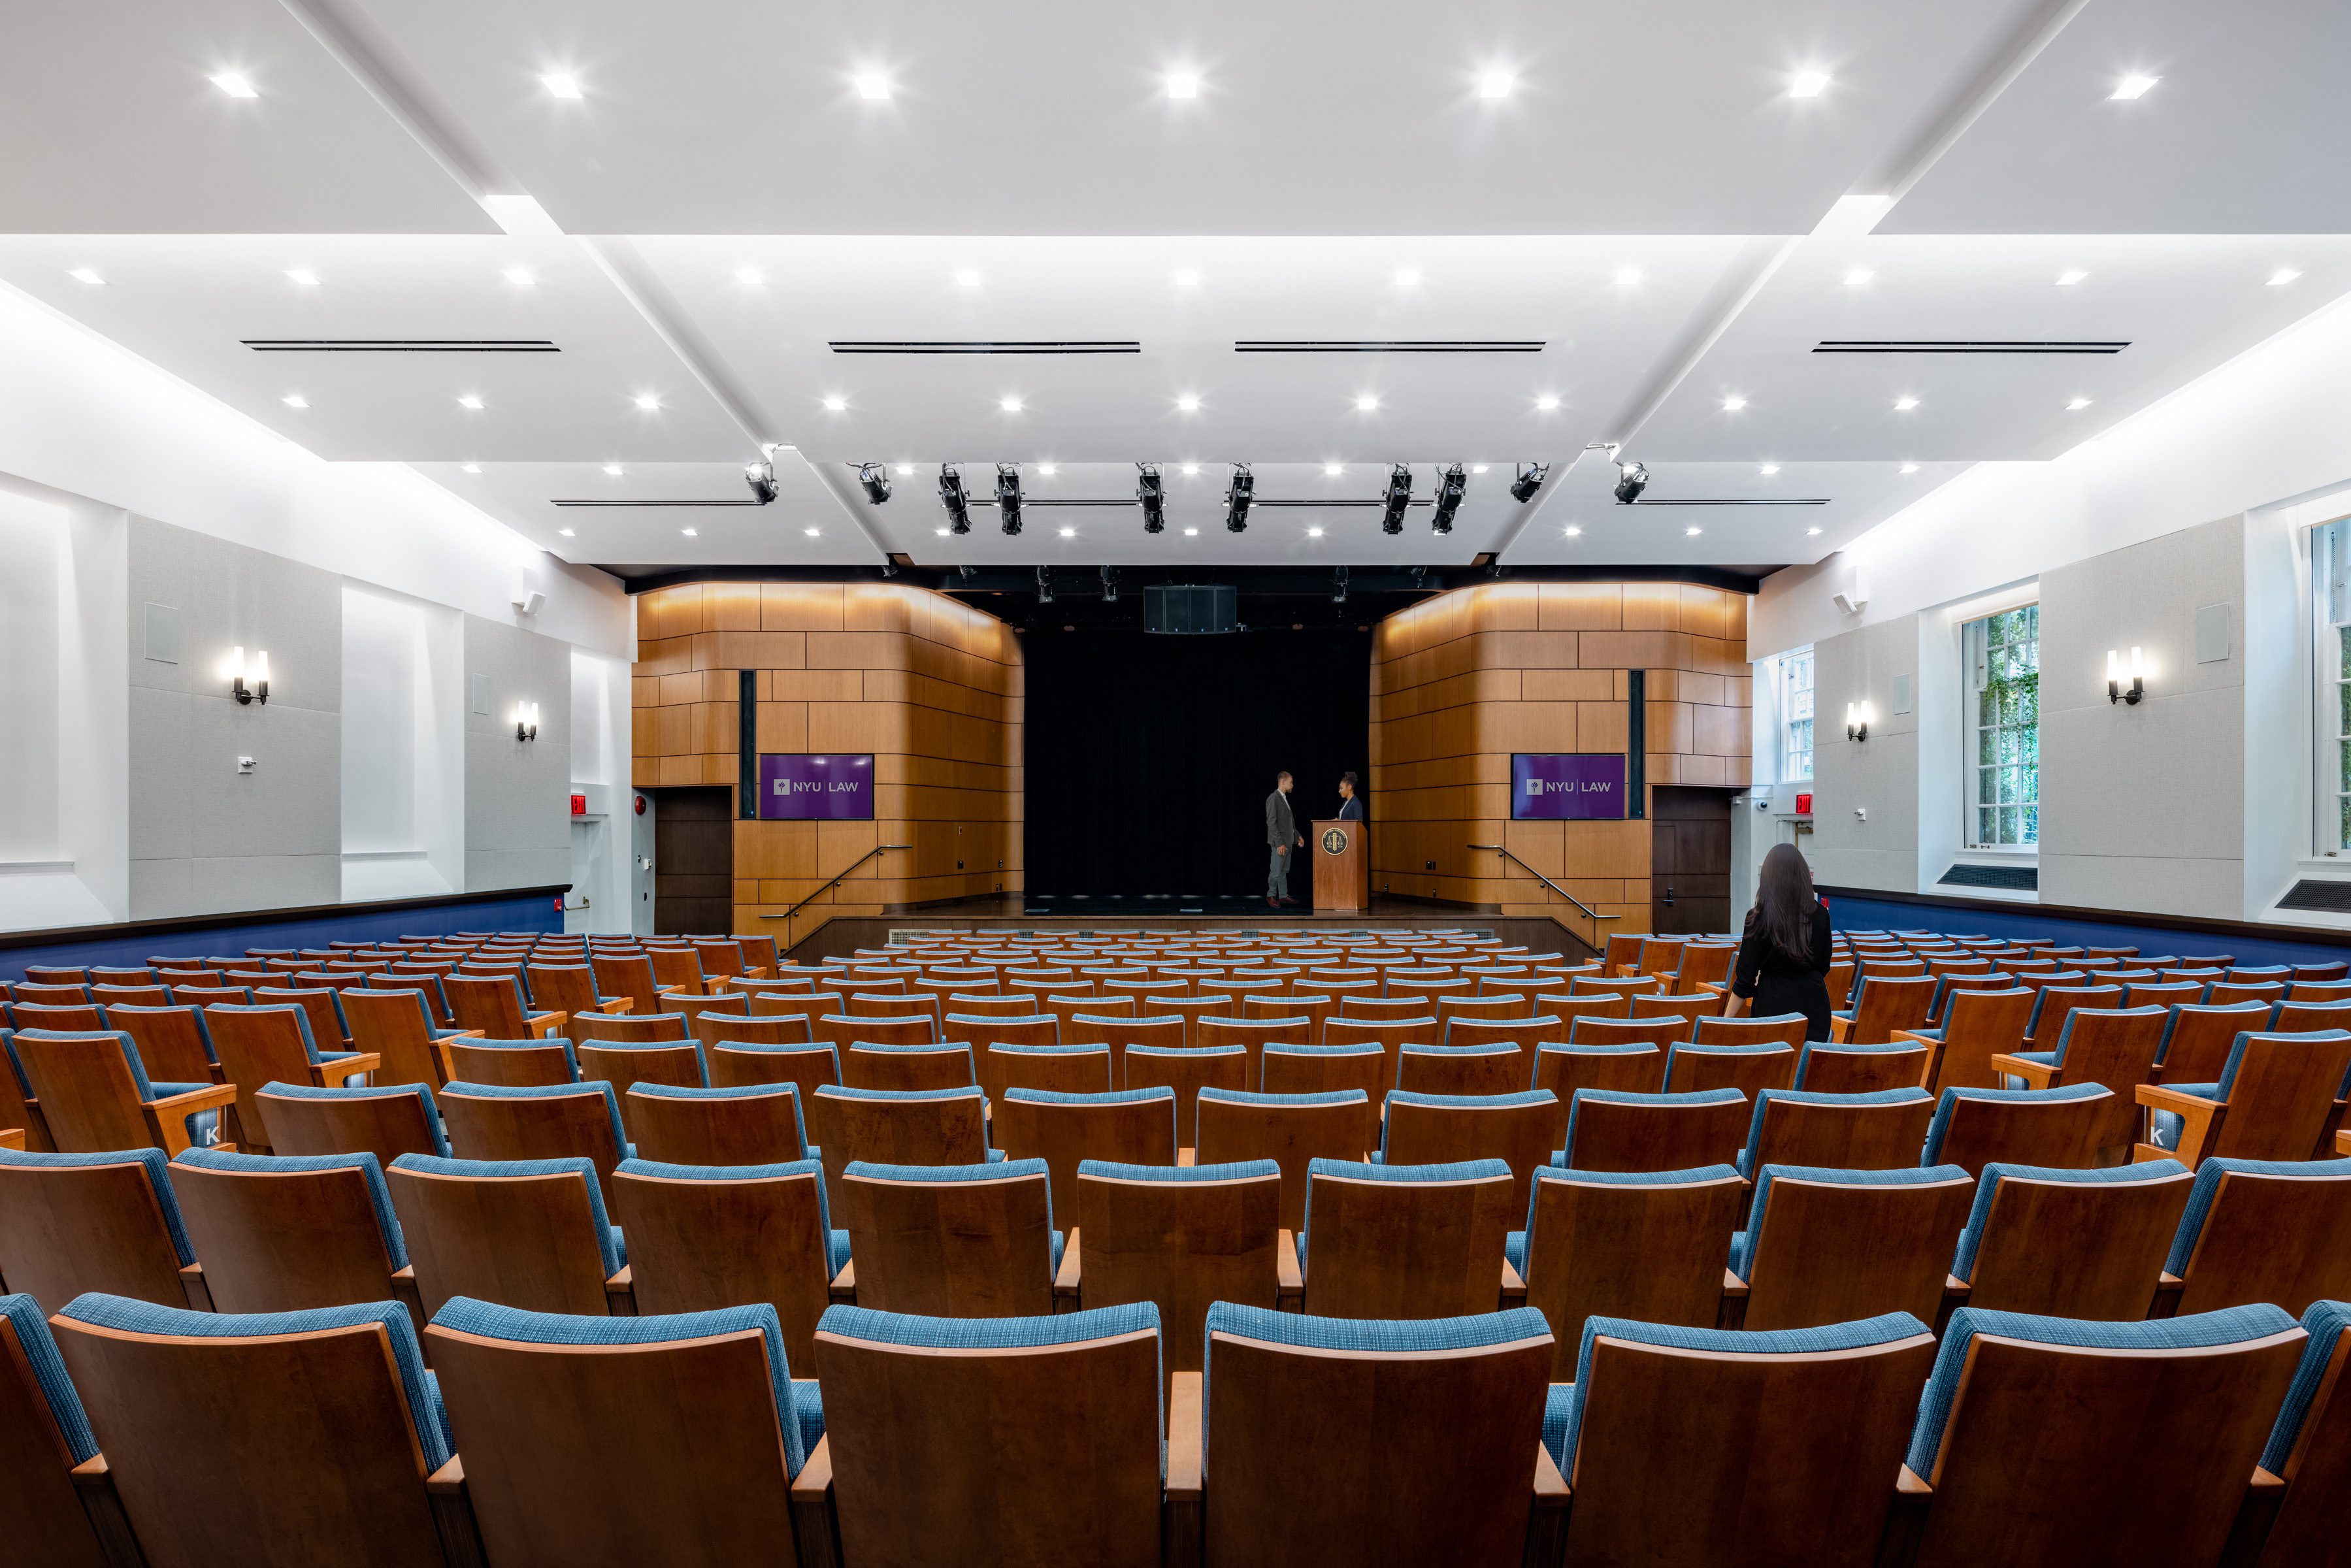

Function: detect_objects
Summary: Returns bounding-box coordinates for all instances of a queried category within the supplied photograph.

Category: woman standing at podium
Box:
[1336,772,1363,821]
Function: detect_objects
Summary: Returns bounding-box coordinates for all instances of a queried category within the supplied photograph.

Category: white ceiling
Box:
[1,0,2346,579]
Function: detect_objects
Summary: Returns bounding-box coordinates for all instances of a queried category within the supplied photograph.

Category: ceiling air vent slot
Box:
[241,339,559,352]
[1813,340,2128,355]
[1234,340,1545,353]
[827,341,1139,354]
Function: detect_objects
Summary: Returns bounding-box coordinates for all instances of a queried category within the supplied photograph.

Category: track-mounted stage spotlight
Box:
[996,463,1023,534]
[745,461,780,504]
[1381,464,1412,534]
[1509,462,1549,504]
[855,463,891,504]
[1137,464,1165,532]
[1225,465,1253,532]
[1430,463,1466,534]
[1101,565,1121,602]
[938,466,971,533]
[1036,564,1053,603]
[1613,459,1649,505]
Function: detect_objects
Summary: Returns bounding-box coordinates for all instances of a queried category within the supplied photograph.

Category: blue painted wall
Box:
[1824,892,2350,970]
[1,893,563,982]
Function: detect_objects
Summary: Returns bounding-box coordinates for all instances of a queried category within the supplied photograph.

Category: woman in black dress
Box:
[1724,842,1835,1040]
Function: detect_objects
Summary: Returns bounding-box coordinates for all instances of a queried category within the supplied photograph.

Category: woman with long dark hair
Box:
[1724,842,1835,1039]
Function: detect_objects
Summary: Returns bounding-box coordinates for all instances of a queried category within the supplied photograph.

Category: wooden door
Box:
[1651,787,1733,935]
[649,787,733,934]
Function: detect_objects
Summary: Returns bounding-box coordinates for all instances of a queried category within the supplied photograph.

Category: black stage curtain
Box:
[1024,628,1372,897]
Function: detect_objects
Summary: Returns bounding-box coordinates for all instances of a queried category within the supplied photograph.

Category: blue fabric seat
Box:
[5,1026,218,1143]
[0,1290,99,1463]
[1300,1156,1508,1262]
[2261,1299,2351,1477]
[1732,1164,1971,1281]
[55,1291,452,1469]
[1733,1086,1932,1179]
[1505,1162,1739,1277]
[433,1294,825,1471]
[1077,1156,1278,1184]
[257,1079,453,1157]
[390,1151,625,1271]
[0,1144,198,1266]
[1554,1086,1744,1169]
[618,1154,847,1273]
[440,1077,636,1162]
[844,1157,1063,1273]
[174,1146,410,1267]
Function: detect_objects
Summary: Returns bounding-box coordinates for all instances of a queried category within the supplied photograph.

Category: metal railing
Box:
[761,844,912,924]
[1466,843,1620,924]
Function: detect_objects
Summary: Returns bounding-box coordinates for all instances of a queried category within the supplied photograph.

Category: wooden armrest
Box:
[604,1267,634,1316]
[1501,1257,1528,1308]
[1720,1268,1749,1298]
[1053,1228,1083,1311]
[1830,1016,1854,1044]
[307,1053,382,1088]
[178,1263,214,1313]
[1176,1147,1195,1167]
[2137,1085,2224,1164]
[526,1011,570,1039]
[0,1128,20,1151]
[69,1451,146,1567]
[2137,1084,2224,1114]
[595,997,634,1014]
[391,1265,425,1322]
[1276,1229,1304,1311]
[1942,1274,1970,1299]
[148,1083,239,1115]
[425,1455,467,1496]
[829,1258,857,1305]
[2148,1272,2184,1319]
[1166,1373,1204,1500]
[1873,1465,1933,1568]
[1534,1439,1570,1507]
[1988,1053,2058,1090]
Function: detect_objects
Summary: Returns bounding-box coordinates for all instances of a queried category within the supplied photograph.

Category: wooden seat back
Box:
[567,1009,691,1045]
[438,1085,630,1205]
[341,988,457,1086]
[691,1009,812,1051]
[170,1154,403,1313]
[2027,1005,2167,1152]
[842,1043,977,1093]
[251,987,348,1054]
[387,1159,616,1318]
[444,973,544,1038]
[1076,1166,1282,1387]
[2205,1032,2351,1162]
[1672,943,1738,993]
[1297,1163,1518,1318]
[1121,1045,1249,1143]
[627,1083,808,1166]
[644,945,708,996]
[994,1088,1178,1220]
[1794,1042,1931,1094]
[1396,1043,1527,1096]
[2155,1000,2275,1085]
[10,1032,179,1154]
[810,1086,991,1207]
[708,1041,841,1100]
[2172,1164,2351,1317]
[1562,1089,1749,1177]
[1044,990,1131,1037]
[1446,1015,1569,1054]
[1743,1089,1936,1175]
[1196,1090,1378,1232]
[1198,1015,1311,1085]
[1693,1013,1808,1049]
[1837,974,1937,1044]
[610,1162,833,1375]
[0,1152,191,1308]
[840,1162,1059,1315]
[983,1043,1112,1101]
[1960,1164,2194,1318]
[7,1004,107,1033]
[1533,1043,1665,1109]
[0,1304,113,1568]
[1662,1042,1798,1098]
[2022,984,2127,1053]
[1931,1086,2111,1178]
[1262,1043,1387,1100]
[2248,1305,2351,1568]
[443,1037,575,1086]
[1383,1092,1569,1215]
[1740,1168,1976,1330]
[1568,1015,1691,1052]
[1441,994,1532,1027]
[255,1085,444,1167]
[1520,1168,1745,1377]
[1917,986,2034,1090]
[588,952,667,1012]
[819,1011,936,1049]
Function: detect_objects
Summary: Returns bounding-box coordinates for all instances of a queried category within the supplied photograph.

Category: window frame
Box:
[2309,515,2351,857]
[1779,645,1815,783]
[1962,602,2040,851]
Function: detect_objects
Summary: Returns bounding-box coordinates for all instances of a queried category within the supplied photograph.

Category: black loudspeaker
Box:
[1145,584,1238,635]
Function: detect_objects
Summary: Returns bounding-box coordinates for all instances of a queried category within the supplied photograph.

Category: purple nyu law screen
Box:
[1512,753,1627,820]
[757,753,876,820]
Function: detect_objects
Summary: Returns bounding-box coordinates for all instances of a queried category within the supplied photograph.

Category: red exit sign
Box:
[570,793,587,815]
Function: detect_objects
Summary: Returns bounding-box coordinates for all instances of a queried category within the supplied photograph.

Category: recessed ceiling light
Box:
[1174,269,1200,287]
[1894,396,1920,411]
[2056,270,2088,286]
[1039,463,1057,476]
[953,269,980,287]
[210,73,258,98]
[1564,526,1581,536]
[1789,71,1831,98]
[1059,526,1076,538]
[2269,269,2302,286]
[805,527,821,537]
[1760,463,1781,476]
[935,527,949,536]
[1899,463,1920,474]
[1183,527,1199,536]
[634,394,661,411]
[1394,269,1421,286]
[735,267,763,286]
[1843,269,1874,286]
[559,527,575,536]
[542,73,583,99]
[1807,527,1822,536]
[603,464,623,476]
[2111,74,2158,101]
[1477,71,1515,100]
[1000,396,1023,412]
[853,73,890,100]
[457,395,484,410]
[67,267,104,286]
[460,463,480,473]
[1613,267,1643,286]
[1176,394,1201,412]
[286,268,320,286]
[1355,395,1379,412]
[503,268,534,286]
[1166,72,1200,100]
[1722,396,1748,412]
[1307,526,1324,537]
[1536,394,1560,411]
[896,463,913,475]
[2067,397,2092,410]
[681,527,697,536]
[1324,462,1343,476]
[1181,463,1199,476]
[822,395,846,412]
[1471,464,1490,474]
[282,394,308,408]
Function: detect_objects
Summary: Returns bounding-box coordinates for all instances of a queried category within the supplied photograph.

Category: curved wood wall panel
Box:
[632,582,1023,942]
[1368,581,1751,936]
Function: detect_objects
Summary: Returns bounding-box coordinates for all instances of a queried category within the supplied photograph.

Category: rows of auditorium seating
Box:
[4,922,2348,1565]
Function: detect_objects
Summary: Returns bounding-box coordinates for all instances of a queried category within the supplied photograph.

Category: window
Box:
[1780,647,1815,781]
[1964,604,2039,847]
[2312,517,2351,851]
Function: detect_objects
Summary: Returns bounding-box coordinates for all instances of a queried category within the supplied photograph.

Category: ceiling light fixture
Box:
[996,463,1023,534]
[458,395,484,410]
[1430,463,1466,534]
[503,268,534,286]
[1181,463,1199,476]
[1355,394,1379,412]
[935,527,949,536]
[954,269,980,287]
[854,73,890,99]
[1807,527,1822,535]
[541,73,583,99]
[1183,527,1198,536]
[1059,526,1075,538]
[1226,465,1254,532]
[745,461,778,504]
[1394,269,1421,286]
[2067,397,2092,410]
[735,267,762,286]
[1722,395,1748,411]
[1038,463,1057,476]
[1536,394,1560,411]
[2056,269,2088,286]
[634,395,661,411]
[805,527,821,536]
[602,464,623,476]
[1894,396,1919,411]
[681,527,697,536]
[1789,71,1831,98]
[1900,463,1920,474]
[1564,525,1581,536]
[1612,457,1647,506]
[2269,269,2302,286]
[895,463,913,475]
[1509,462,1549,504]
[1166,72,1200,99]
[856,463,891,504]
[67,268,104,286]
[1381,465,1413,534]
[1686,527,1702,536]
[1174,269,1200,286]
[1177,394,1200,412]
[211,73,259,98]
[1324,462,1343,476]
[1471,464,1490,474]
[1843,269,1874,286]
[1137,463,1165,532]
[1307,525,1324,538]
[460,463,480,473]
[559,527,575,536]
[1000,395,1023,412]
[1614,267,1643,285]
[1477,71,1514,99]
[282,394,308,408]
[2111,74,2158,100]
[1760,463,1781,475]
[286,269,320,286]
[823,395,846,411]
[938,465,970,534]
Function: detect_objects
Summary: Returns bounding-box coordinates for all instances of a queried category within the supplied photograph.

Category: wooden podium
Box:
[1310,819,1369,913]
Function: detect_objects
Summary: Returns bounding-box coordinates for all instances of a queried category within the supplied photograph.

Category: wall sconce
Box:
[2107,647,2144,706]
[226,646,269,706]
[514,702,540,742]
[1845,701,1872,742]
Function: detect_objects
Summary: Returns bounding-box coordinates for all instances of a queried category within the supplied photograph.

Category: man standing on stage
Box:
[1265,770,1303,908]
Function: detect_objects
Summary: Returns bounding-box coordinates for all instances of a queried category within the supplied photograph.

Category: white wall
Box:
[567,647,636,933]
[0,488,63,862]
[341,583,463,902]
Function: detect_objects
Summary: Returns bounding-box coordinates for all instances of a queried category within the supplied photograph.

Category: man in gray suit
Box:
[1265,770,1302,908]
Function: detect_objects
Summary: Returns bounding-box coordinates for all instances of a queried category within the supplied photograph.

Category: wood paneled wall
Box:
[1368,581,1752,936]
[633,581,1023,943]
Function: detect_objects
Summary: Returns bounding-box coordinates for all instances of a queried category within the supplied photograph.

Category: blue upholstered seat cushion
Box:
[1379,1087,1556,1158]
[1733,1164,1971,1284]
[2165,1157,2351,1276]
[1516,1163,1742,1279]
[625,1081,808,1157]
[1548,1311,1930,1472]
[1198,1087,1364,1107]
[842,1157,1062,1273]
[1949,1159,2186,1281]
[1735,1087,1932,1178]
[0,1145,197,1264]
[389,1152,625,1275]
[1077,1158,1279,1184]
[616,1156,837,1271]
[1560,1086,1742,1171]
[0,1292,98,1462]
[1009,1086,1172,1105]
[174,1146,410,1268]
[257,1080,452,1157]
[819,1302,1162,1475]
[817,1081,985,1102]
[1300,1156,1509,1256]
[2261,1299,2351,1474]
[440,1078,633,1158]
[432,1295,821,1474]
[58,1291,451,1471]
[1908,1303,2299,1480]
[1264,1042,1383,1058]
[2007,1049,2058,1066]
[1922,1082,2108,1165]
